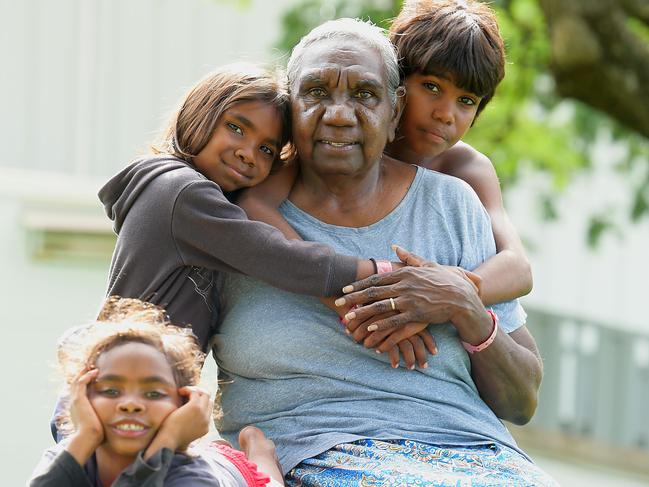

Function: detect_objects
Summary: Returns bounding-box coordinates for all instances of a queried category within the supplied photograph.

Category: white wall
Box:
[1,0,296,483]
[509,129,649,335]
[1,0,295,178]
[0,190,110,482]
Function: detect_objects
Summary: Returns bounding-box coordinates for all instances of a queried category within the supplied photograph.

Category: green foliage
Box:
[586,215,619,248]
[465,0,592,192]
[276,0,649,247]
[627,17,649,44]
[277,0,401,52]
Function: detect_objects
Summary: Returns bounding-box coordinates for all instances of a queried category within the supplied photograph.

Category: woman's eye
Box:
[307,87,327,97]
[260,145,274,157]
[423,82,440,93]
[355,90,374,100]
[226,122,243,135]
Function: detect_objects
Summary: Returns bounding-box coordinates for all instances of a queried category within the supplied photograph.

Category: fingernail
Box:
[345,329,351,335]
[345,312,356,321]
[433,347,438,355]
[423,362,428,368]
[391,244,398,250]
[367,325,377,332]
[335,298,346,307]
[376,349,381,354]
[342,285,353,293]
[392,363,399,369]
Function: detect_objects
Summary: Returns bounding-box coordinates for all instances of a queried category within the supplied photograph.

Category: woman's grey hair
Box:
[286,18,402,107]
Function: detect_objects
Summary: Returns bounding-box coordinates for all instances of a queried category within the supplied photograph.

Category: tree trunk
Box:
[537,0,649,138]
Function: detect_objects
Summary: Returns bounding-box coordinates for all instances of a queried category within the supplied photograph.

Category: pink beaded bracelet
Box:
[461,310,498,354]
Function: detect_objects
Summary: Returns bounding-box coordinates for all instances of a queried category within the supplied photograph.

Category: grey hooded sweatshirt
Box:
[98,155,358,350]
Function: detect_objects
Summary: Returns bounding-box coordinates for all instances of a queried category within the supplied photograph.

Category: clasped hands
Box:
[333,245,482,370]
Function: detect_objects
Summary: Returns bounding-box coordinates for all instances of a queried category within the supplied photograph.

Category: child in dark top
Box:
[98,62,377,351]
[239,0,532,310]
[31,297,282,487]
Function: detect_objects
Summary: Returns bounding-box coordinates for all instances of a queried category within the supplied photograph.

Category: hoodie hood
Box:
[99,156,195,234]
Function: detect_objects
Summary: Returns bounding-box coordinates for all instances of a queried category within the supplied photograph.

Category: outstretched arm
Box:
[441,145,532,304]
[236,161,375,298]
[174,178,376,297]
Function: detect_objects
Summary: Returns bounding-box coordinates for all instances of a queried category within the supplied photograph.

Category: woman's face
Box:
[290,39,400,177]
[89,342,182,459]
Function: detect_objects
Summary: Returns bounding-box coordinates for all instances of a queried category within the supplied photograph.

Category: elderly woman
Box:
[214,19,555,486]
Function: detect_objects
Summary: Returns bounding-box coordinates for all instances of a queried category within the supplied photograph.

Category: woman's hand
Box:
[337,246,482,333]
[144,386,212,460]
[66,367,103,466]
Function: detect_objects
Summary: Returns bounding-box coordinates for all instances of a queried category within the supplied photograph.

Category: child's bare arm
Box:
[237,162,301,240]
[478,199,533,303]
[441,145,532,304]
[237,163,351,308]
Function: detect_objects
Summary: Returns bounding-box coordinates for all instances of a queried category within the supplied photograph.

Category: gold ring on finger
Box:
[389,297,396,311]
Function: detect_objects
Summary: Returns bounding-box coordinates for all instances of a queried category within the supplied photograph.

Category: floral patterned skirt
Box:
[286,439,558,487]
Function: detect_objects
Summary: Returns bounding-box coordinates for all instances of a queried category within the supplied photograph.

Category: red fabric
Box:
[210,443,270,487]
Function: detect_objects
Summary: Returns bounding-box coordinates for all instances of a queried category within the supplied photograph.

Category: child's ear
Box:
[388,86,406,144]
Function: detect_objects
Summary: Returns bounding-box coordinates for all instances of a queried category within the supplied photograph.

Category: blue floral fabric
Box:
[286,439,558,487]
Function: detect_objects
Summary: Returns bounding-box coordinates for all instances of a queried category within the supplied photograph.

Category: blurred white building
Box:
[2,0,647,484]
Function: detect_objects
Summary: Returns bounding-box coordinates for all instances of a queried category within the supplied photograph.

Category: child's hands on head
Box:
[69,366,104,446]
[63,366,105,467]
[144,386,212,459]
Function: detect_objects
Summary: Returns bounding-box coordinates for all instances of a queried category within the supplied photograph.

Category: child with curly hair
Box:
[31,297,282,487]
